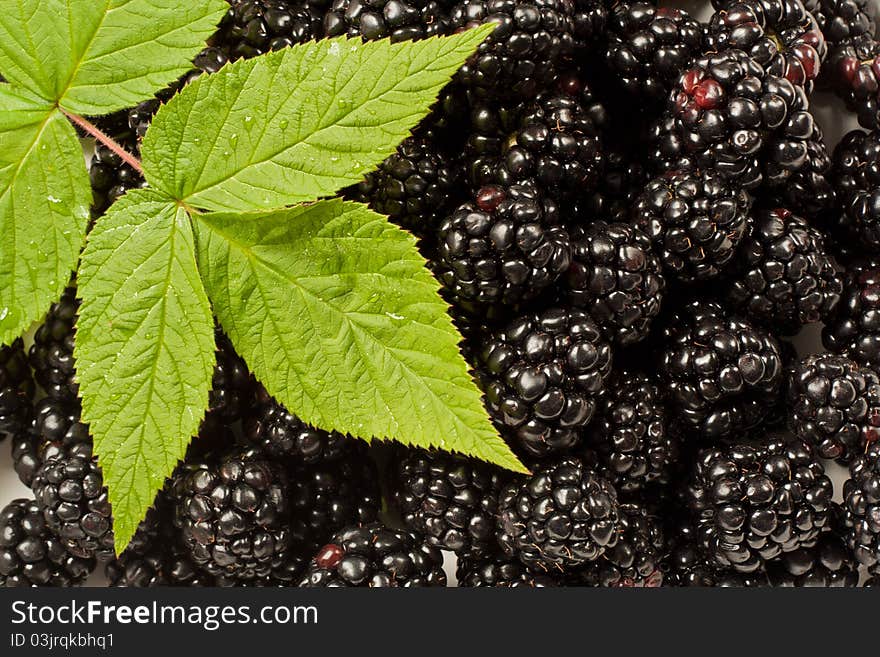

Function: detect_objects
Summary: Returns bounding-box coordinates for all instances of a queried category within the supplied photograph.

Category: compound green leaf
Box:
[195,200,524,472]
[76,188,216,553]
[142,28,494,212]
[0,85,90,345]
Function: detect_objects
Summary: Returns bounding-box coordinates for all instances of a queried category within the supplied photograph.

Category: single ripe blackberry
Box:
[324,0,450,41]
[477,307,613,457]
[842,441,880,574]
[724,207,842,335]
[213,0,321,60]
[29,287,78,400]
[456,553,560,586]
[393,448,507,557]
[823,260,880,370]
[0,339,34,440]
[355,133,460,237]
[299,523,447,586]
[765,530,860,586]
[497,457,621,573]
[686,436,834,573]
[587,369,678,495]
[563,222,665,346]
[566,503,665,587]
[450,0,576,100]
[435,181,572,310]
[831,128,880,249]
[289,442,381,551]
[828,35,880,130]
[0,498,94,587]
[706,0,826,92]
[658,300,784,439]
[604,2,704,105]
[170,446,294,583]
[32,440,114,562]
[776,124,836,219]
[805,0,877,45]
[632,169,753,284]
[243,386,350,463]
[668,48,814,189]
[788,353,880,462]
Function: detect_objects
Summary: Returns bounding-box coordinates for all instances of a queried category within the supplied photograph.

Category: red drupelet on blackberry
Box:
[823,259,880,370]
[476,306,613,457]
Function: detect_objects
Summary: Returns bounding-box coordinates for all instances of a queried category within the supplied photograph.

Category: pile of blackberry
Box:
[10,0,880,590]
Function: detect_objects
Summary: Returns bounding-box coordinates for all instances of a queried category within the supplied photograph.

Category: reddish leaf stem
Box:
[61,109,144,175]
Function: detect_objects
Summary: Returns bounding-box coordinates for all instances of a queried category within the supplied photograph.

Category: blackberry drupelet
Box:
[706,0,826,92]
[355,133,460,237]
[828,34,880,130]
[0,499,94,587]
[566,503,665,587]
[29,287,78,400]
[243,386,350,462]
[435,181,572,310]
[477,307,613,457]
[842,441,880,574]
[686,436,834,573]
[450,0,576,100]
[456,553,560,586]
[823,260,880,370]
[299,523,447,586]
[171,446,294,583]
[32,441,114,562]
[394,448,507,557]
[587,369,678,495]
[563,221,665,346]
[604,2,704,105]
[289,442,381,550]
[497,457,621,572]
[0,339,34,440]
[765,530,860,586]
[724,207,842,334]
[658,300,785,439]
[787,353,880,462]
[668,48,814,189]
[632,169,753,284]
[213,0,321,60]
[831,128,880,249]
[324,0,450,41]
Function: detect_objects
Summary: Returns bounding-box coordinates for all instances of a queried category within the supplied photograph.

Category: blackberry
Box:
[323,0,450,41]
[724,207,842,334]
[214,0,321,60]
[646,114,697,174]
[572,0,607,48]
[706,0,826,92]
[435,182,572,309]
[775,124,836,219]
[828,34,880,130]
[587,369,678,495]
[299,522,447,586]
[582,149,647,222]
[32,440,114,562]
[604,2,704,105]
[823,260,880,370]
[830,128,880,249]
[686,436,834,572]
[476,307,613,457]
[658,300,785,439]
[566,503,665,587]
[450,0,576,100]
[205,331,257,427]
[765,530,860,586]
[243,386,350,462]
[563,221,666,346]
[788,353,880,462]
[632,169,753,284]
[170,446,293,583]
[0,498,94,587]
[0,339,34,440]
[29,287,78,400]
[497,456,621,572]
[661,520,769,586]
[289,442,381,550]
[456,553,560,586]
[355,133,460,237]
[805,0,877,45]
[393,448,507,557]
[668,48,814,189]
[842,441,880,574]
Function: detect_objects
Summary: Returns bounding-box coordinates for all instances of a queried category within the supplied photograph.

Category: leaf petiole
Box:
[60,108,144,174]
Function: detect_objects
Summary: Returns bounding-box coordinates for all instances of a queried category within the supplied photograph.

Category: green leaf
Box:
[194,199,524,472]
[0,0,227,115]
[142,28,494,212]
[75,188,216,553]
[0,86,90,345]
